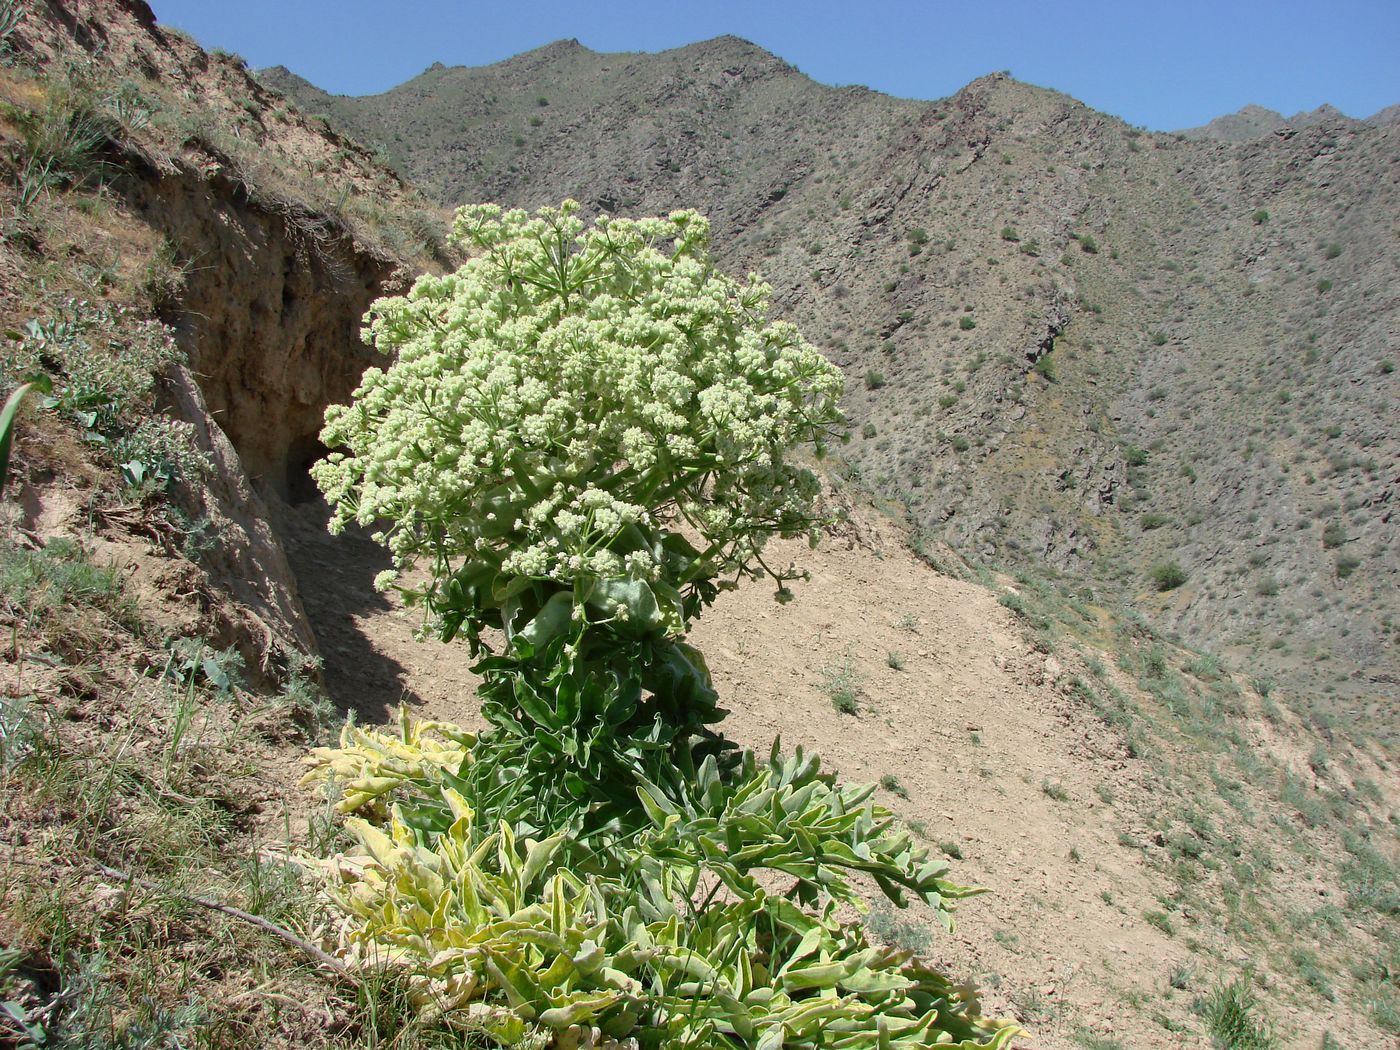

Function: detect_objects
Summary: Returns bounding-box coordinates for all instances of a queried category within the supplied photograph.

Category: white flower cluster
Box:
[313,201,844,630]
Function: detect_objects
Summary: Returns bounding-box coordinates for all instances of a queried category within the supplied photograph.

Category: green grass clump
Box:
[821,657,862,715]
[1144,910,1175,936]
[1201,977,1276,1049]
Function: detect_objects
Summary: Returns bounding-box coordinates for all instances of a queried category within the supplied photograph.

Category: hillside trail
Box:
[276,495,1242,1049]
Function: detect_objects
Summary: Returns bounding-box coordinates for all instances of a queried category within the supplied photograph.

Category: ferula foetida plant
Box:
[305,203,1017,1049]
[313,201,845,650]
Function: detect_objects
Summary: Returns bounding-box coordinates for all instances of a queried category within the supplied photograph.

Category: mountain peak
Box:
[1178,104,1285,141]
[1180,101,1365,141]
[1292,102,1348,122]
[1367,102,1400,126]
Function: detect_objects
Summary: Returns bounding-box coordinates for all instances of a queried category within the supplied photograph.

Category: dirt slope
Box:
[275,486,1397,1050]
[3,6,1397,1046]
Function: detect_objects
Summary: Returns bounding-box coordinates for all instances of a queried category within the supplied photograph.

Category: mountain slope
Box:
[1,6,1397,1047]
[263,42,1400,734]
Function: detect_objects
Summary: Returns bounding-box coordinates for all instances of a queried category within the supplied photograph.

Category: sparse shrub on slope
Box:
[1150,562,1188,592]
[304,203,1017,1049]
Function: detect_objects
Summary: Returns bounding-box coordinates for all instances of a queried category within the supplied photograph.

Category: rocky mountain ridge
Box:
[1177,100,1400,141]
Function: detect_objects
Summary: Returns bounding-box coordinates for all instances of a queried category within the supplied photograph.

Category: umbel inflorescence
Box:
[313,202,846,649]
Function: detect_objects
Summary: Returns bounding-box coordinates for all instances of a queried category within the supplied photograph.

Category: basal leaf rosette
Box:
[312,202,845,649]
[299,716,1021,1050]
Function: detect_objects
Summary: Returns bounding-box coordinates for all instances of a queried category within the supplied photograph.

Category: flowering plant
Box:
[313,202,845,650]
[305,204,1013,1048]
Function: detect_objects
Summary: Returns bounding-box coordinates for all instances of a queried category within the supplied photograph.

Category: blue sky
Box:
[148,0,1400,130]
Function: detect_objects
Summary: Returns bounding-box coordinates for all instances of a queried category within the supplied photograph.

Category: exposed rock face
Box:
[166,365,317,666]
[124,163,401,500]
[1178,101,1361,141]
[15,0,430,670]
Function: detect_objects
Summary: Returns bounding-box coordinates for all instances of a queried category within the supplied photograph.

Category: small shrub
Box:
[1073,1031,1125,1050]
[1000,226,1020,242]
[1150,562,1188,591]
[1079,234,1099,254]
[958,314,976,330]
[863,905,932,957]
[864,369,885,390]
[1151,331,1169,346]
[861,421,877,439]
[1140,513,1170,531]
[1041,779,1069,802]
[821,657,863,715]
[1316,279,1332,294]
[1335,553,1360,579]
[879,773,909,799]
[1252,209,1269,225]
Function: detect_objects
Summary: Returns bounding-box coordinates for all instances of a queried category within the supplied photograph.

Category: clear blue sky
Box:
[147,0,1400,130]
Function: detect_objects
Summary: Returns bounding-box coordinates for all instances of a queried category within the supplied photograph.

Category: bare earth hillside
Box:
[1,3,1398,1047]
[277,484,1400,1049]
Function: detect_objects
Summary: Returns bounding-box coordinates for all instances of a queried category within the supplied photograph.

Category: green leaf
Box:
[517,590,575,648]
[0,376,51,500]
[520,833,564,890]
[584,576,663,631]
